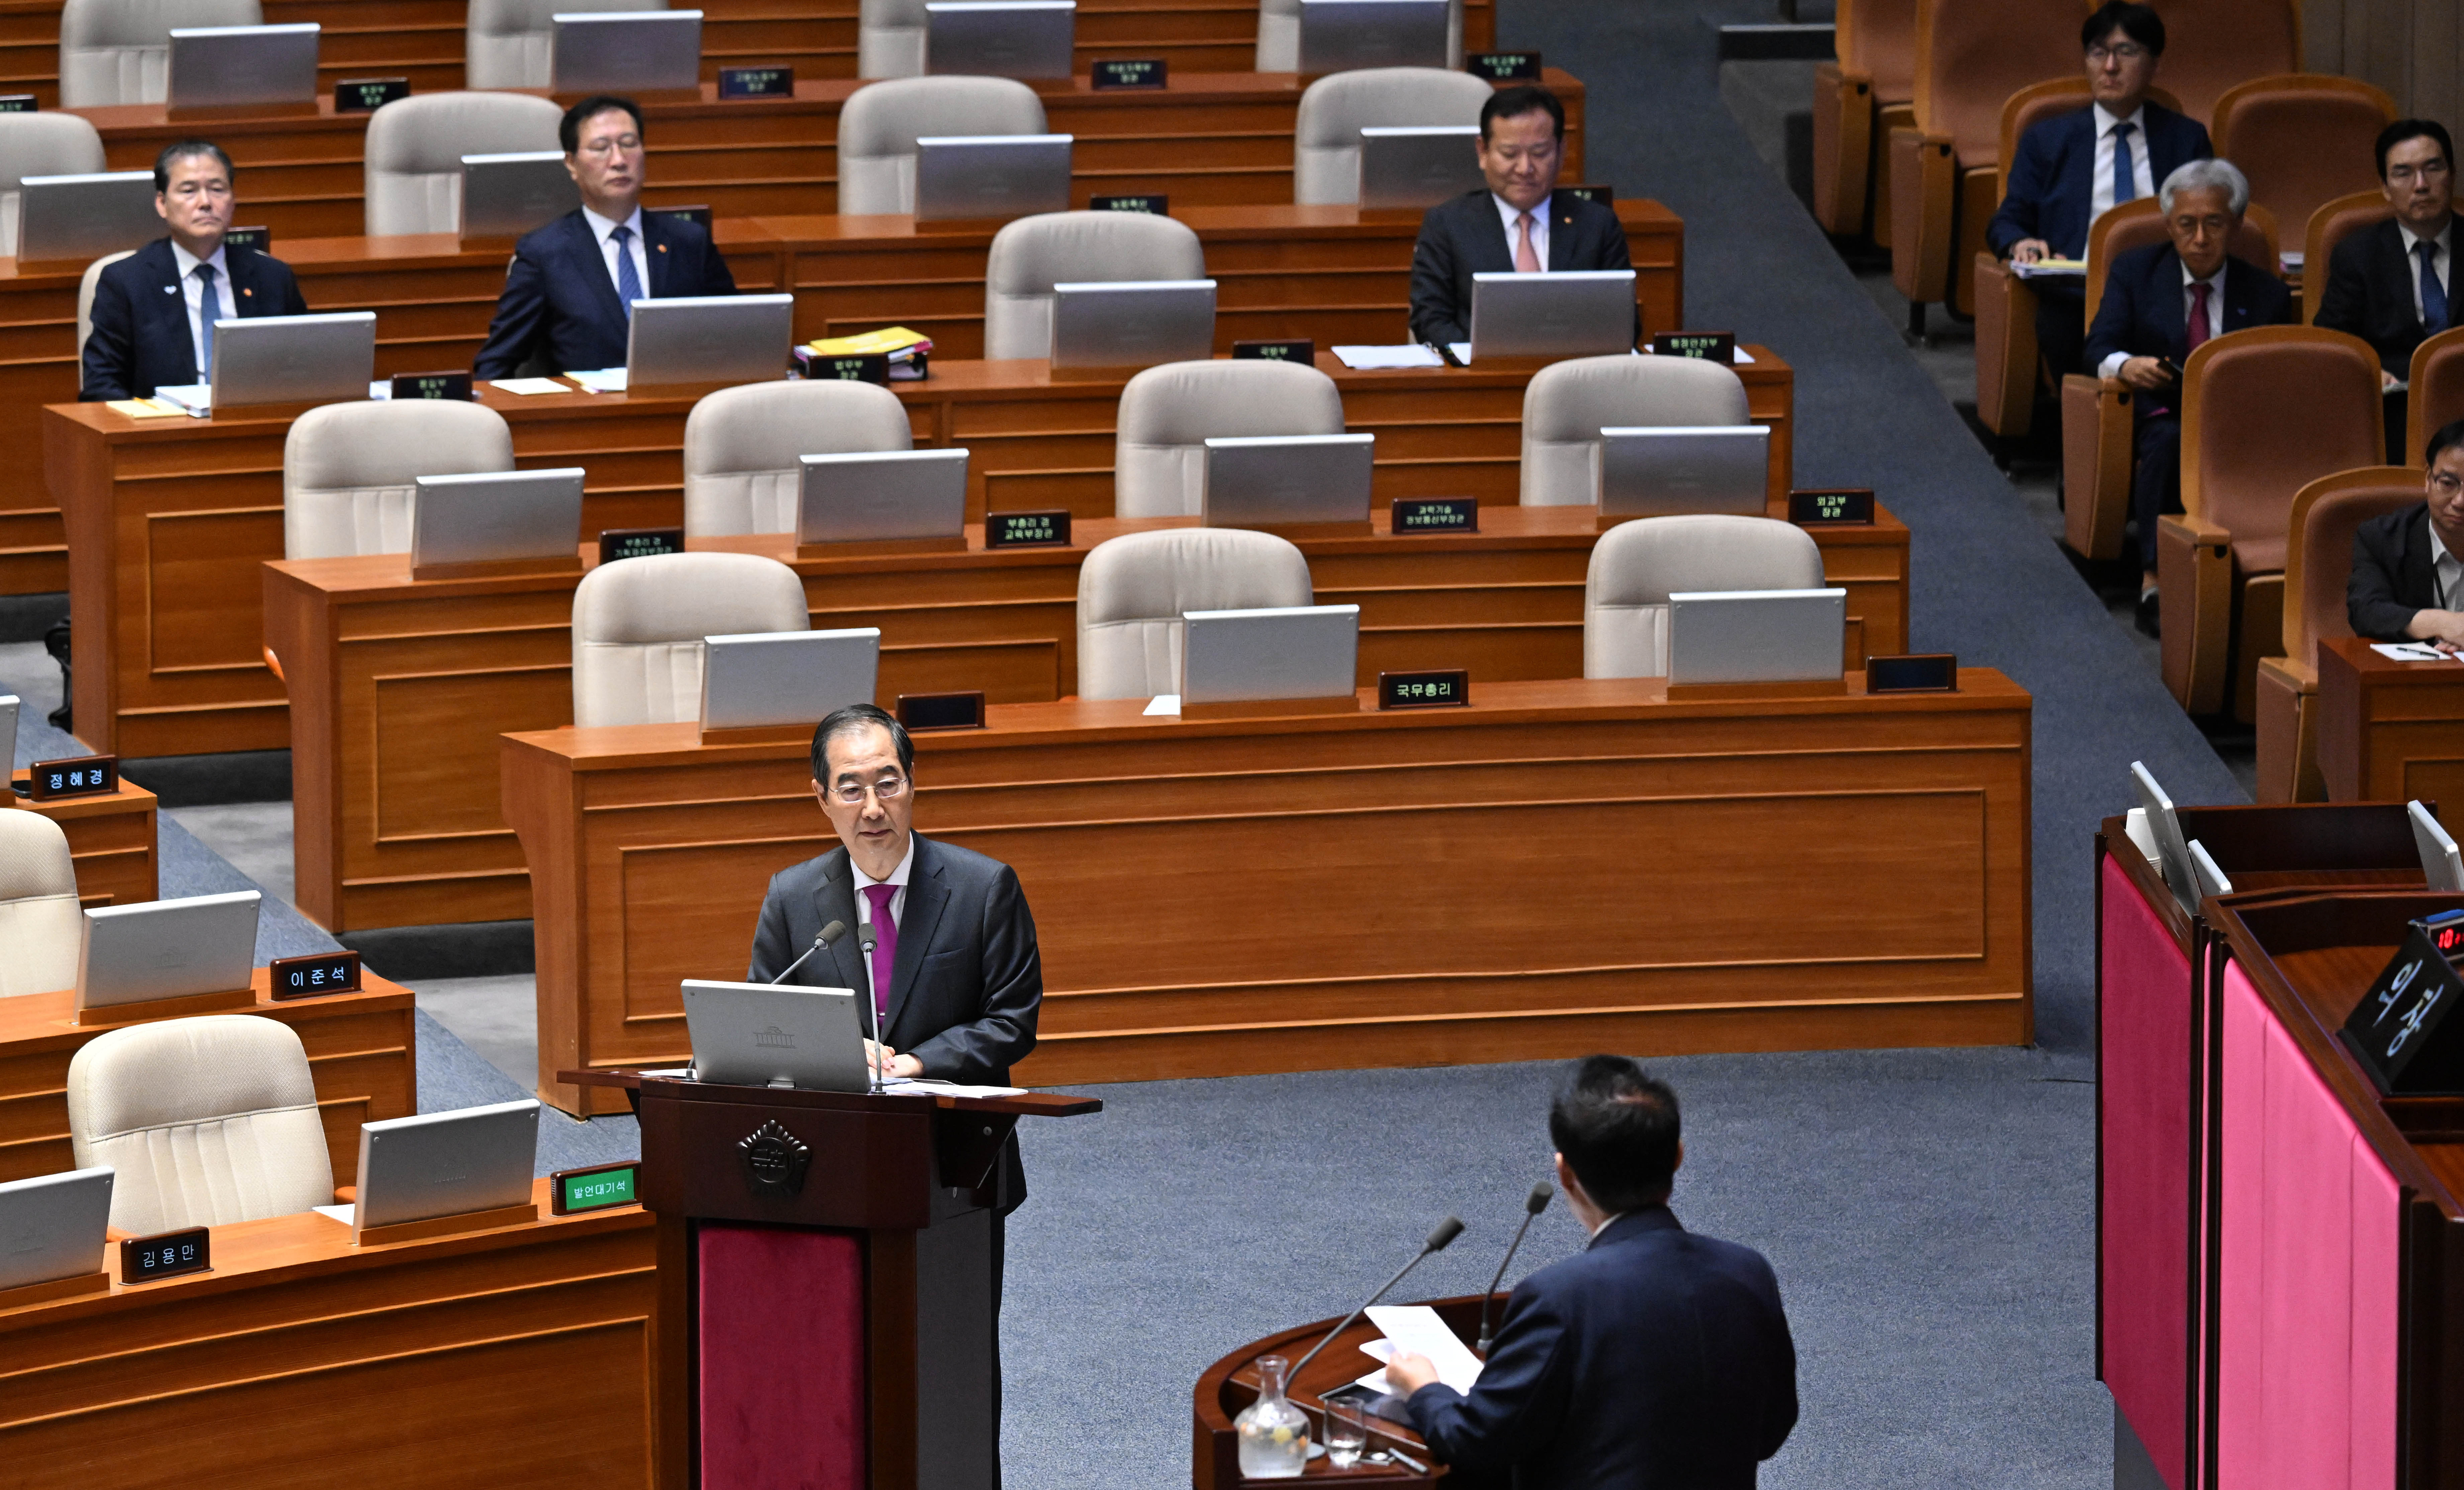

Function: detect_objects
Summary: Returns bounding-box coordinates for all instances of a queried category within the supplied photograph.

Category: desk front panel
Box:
[505,677,2031,1112]
[2316,639,2464,807]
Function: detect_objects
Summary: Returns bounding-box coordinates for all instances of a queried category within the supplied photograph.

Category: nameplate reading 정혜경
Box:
[1379,669,1469,709]
[1089,194,1169,215]
[1233,339,1313,363]
[1467,51,1541,79]
[1092,59,1167,89]
[392,370,473,401]
[270,949,363,1000]
[985,509,1071,548]
[719,65,794,99]
[1788,488,1875,525]
[551,1160,642,1215]
[2341,910,2464,1094]
[334,78,410,113]
[1392,497,1477,533]
[599,527,686,563]
[26,755,115,801]
[121,1227,211,1281]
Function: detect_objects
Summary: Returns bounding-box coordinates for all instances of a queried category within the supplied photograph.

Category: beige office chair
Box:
[466,0,664,89]
[1292,67,1494,206]
[67,1015,337,1234]
[363,92,564,236]
[1519,355,1753,507]
[683,380,915,537]
[0,811,81,998]
[76,249,137,357]
[1254,0,1463,73]
[836,76,1047,216]
[982,211,1207,362]
[1076,528,1313,699]
[283,401,518,559]
[0,113,105,257]
[1113,359,1347,519]
[570,551,809,726]
[857,0,929,78]
[58,0,261,107]
[1584,515,1825,679]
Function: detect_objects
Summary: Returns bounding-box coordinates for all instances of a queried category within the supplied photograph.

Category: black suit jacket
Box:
[470,208,739,378]
[79,237,311,400]
[2349,501,2443,640]
[1407,188,1635,346]
[1985,103,2211,260]
[1406,1207,1797,1489]
[2083,244,2295,397]
[2316,218,2446,378]
[747,832,1042,1205]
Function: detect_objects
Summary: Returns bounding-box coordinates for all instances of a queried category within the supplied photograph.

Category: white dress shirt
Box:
[2432,522,2463,612]
[2399,220,2453,325]
[2088,103,2155,221]
[169,240,237,376]
[1494,192,1550,270]
[581,203,651,306]
[2097,259,2226,379]
[849,835,915,1005]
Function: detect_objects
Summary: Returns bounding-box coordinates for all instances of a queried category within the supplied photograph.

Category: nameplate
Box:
[1088,193,1169,215]
[1558,183,1613,206]
[599,526,686,563]
[391,370,472,402]
[1233,339,1313,363]
[1650,330,1734,363]
[1788,488,1874,525]
[551,1160,642,1215]
[1379,669,1469,709]
[0,95,37,113]
[1091,59,1167,89]
[28,755,115,801]
[984,509,1071,548]
[2341,911,2464,1093]
[334,77,410,113]
[1864,654,1957,694]
[898,690,987,731]
[800,350,890,384]
[659,204,713,232]
[121,1226,211,1282]
[718,65,794,99]
[269,949,362,1000]
[1466,51,1541,80]
[1391,496,1477,533]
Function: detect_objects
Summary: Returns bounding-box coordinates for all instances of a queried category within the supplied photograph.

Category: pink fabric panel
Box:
[2348,1134,2401,1490]
[2097,854,2194,1490]
[2214,970,2267,1488]
[699,1222,867,1490]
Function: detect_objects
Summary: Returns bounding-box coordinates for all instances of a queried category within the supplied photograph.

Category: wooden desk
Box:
[53,346,1768,757]
[267,496,1902,933]
[0,966,416,1185]
[504,671,2033,1114]
[9,771,157,907]
[2317,635,2464,806]
[0,1176,654,1489]
[1194,1295,1483,1485]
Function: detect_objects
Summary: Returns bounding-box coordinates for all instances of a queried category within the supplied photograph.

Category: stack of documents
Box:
[1334,344,1445,370]
[1352,1305,1486,1395]
[808,325,934,375]
[2011,259,2088,280]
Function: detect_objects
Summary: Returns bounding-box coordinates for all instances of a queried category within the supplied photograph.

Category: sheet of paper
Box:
[105,397,188,418]
[489,377,570,395]
[636,1066,695,1078]
[367,379,394,401]
[1732,347,1756,364]
[1448,342,1472,365]
[2011,259,2087,280]
[565,368,628,393]
[2279,251,2306,270]
[150,383,212,413]
[1334,344,1445,370]
[312,1202,355,1226]
[1364,1305,1483,1393]
[884,1077,1028,1098]
[1143,694,1181,716]
[2373,642,2456,662]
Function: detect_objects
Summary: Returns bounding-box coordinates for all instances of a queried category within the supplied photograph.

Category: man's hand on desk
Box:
[2118,356,2176,393]
[1387,1351,1441,1394]
[866,1041,925,1079]
[2009,239,2051,265]
[2404,609,2464,652]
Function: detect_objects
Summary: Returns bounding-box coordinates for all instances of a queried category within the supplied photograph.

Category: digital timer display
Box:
[121,1226,211,1281]
[27,755,116,801]
[551,1162,642,1215]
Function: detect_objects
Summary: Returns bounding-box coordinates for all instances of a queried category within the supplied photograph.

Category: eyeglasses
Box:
[2388,161,2453,185]
[2086,43,2148,63]
[828,775,909,805]
[2431,472,2464,496]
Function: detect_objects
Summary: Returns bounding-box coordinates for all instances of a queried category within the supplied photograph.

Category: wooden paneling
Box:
[6,772,157,907]
[2316,635,2464,804]
[503,673,2034,1114]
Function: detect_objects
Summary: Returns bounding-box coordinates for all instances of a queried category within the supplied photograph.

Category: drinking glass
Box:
[1326,1396,1369,1470]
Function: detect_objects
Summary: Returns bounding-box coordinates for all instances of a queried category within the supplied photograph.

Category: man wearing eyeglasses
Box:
[2318,119,2456,463]
[2350,419,2464,650]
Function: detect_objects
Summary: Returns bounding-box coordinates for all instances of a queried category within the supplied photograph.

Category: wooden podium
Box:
[570,1070,1097,1489]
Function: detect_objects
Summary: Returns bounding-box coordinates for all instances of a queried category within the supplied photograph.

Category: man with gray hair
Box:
[2085,155,2293,637]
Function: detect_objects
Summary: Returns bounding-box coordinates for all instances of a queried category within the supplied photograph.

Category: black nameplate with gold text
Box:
[392,370,473,401]
[985,509,1071,548]
[334,77,410,113]
[1650,330,1735,363]
[1864,654,1958,694]
[659,204,713,232]
[27,755,115,801]
[1092,59,1167,89]
[121,1227,211,1282]
[1392,497,1477,533]
[898,690,987,731]
[1090,193,1169,215]
[800,350,890,384]
[718,65,795,99]
[1233,339,1313,363]
[1379,670,1470,709]
[2342,911,2464,1094]
[1789,488,1874,525]
[1467,51,1541,80]
[0,95,38,112]
[270,949,363,1000]
[599,527,685,563]
[1559,183,1613,206]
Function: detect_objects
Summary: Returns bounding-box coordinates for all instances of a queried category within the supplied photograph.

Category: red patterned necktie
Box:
[2186,280,2213,353]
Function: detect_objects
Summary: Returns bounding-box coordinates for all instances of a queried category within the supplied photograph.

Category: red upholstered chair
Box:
[2254,470,2421,800]
[2213,75,2396,320]
[1810,0,1918,241]
[2405,327,2464,466]
[2303,191,2394,326]
[2160,326,2383,719]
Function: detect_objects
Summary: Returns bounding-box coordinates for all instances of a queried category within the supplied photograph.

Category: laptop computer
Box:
[2187,840,2234,899]
[16,171,157,262]
[2412,800,2463,892]
[0,695,15,774]
[624,294,794,387]
[350,1099,540,1236]
[1180,605,1360,705]
[0,1167,114,1292]
[1598,426,1769,517]
[924,0,1075,78]
[460,152,581,238]
[1049,280,1216,368]
[2129,761,2199,914]
[76,891,262,1011]
[1357,126,1482,211]
[1468,271,1639,359]
[1664,589,1845,686]
[1296,0,1449,71]
[681,979,872,1090]
[409,469,585,569]
[699,628,881,731]
[1201,434,1374,528]
[550,10,705,93]
[201,312,377,408]
[166,23,320,110]
[798,448,969,544]
[914,135,1073,222]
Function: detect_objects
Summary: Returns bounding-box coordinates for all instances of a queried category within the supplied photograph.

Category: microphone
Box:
[857,920,887,1093]
[1287,1216,1465,1388]
[1477,1181,1554,1354]
[768,920,847,986]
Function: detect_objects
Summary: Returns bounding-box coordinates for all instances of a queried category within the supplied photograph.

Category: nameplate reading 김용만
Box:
[898,690,987,732]
[2340,910,2464,1094]
[1233,339,1313,363]
[1789,488,1875,525]
[1392,497,1477,533]
[1091,59,1167,89]
[551,1160,643,1215]
[1864,654,1958,694]
[27,755,115,801]
[334,78,410,113]
[1089,194,1169,215]
[1466,51,1541,79]
[718,65,794,99]
[1379,670,1469,709]
[0,95,35,112]
[985,509,1071,548]
[1559,184,1613,206]
[392,370,473,401]
[1650,331,1735,363]
[121,1227,211,1282]
[270,949,363,1000]
[599,527,686,563]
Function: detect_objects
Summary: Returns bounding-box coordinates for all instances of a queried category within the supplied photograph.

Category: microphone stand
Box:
[1287,1218,1464,1386]
[768,919,846,986]
[1478,1181,1554,1355]
[857,921,886,1095]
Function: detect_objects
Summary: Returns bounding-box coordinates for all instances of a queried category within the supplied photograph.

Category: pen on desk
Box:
[1420,340,1464,368]
[1385,1445,1429,1474]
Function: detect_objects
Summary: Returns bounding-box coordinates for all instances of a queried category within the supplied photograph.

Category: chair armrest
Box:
[2158,514,2234,715]
[1974,253,2040,437]
[1810,62,1876,235]
[2060,376,2136,560]
[1887,126,1955,304]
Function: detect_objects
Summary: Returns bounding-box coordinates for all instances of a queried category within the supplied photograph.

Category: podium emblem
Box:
[738,1120,811,1197]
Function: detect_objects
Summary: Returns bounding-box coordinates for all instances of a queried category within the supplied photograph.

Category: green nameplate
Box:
[334,77,409,113]
[1650,331,1733,362]
[1233,339,1313,363]
[1092,59,1167,89]
[1788,488,1874,525]
[1466,52,1540,80]
[553,1161,642,1215]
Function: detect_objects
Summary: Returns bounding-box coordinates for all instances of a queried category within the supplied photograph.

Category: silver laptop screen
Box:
[1297,0,1449,71]
[410,468,586,569]
[681,980,872,1091]
[354,1099,540,1231]
[0,1167,114,1292]
[168,24,320,110]
[914,135,1073,222]
[1357,126,1483,211]
[1468,271,1638,360]
[1599,426,1768,517]
[550,10,705,92]
[1201,434,1374,527]
[1180,604,1361,704]
[18,172,165,262]
[798,448,969,545]
[924,0,1075,78]
[76,891,262,1010]
[1050,279,1216,369]
[625,294,795,388]
[699,628,881,731]
[1664,588,1845,686]
[208,312,378,407]
[460,152,581,238]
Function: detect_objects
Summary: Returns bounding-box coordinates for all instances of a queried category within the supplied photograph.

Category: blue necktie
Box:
[195,262,217,375]
[610,224,642,315]
[2110,120,2138,209]
[2420,239,2448,332]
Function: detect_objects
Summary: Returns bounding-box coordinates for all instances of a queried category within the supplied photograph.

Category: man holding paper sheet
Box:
[471,95,737,379]
[2349,418,2464,649]
[1387,1057,1797,1487]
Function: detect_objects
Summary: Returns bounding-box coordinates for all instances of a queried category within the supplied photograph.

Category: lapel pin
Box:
[241,287,252,297]
[163,284,178,294]
[657,243,668,253]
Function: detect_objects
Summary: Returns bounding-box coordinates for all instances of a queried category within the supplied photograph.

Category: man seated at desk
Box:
[2350,417,2464,650]
[471,94,737,379]
[1406,84,1634,349]
[79,140,310,401]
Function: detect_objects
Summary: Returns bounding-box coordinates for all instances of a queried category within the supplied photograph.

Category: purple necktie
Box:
[861,883,898,1022]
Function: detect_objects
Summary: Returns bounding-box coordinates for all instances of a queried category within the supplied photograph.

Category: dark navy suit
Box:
[79,237,310,400]
[470,208,737,378]
[2348,501,2442,640]
[2316,219,2448,460]
[1408,188,1635,346]
[1406,1207,1797,1489]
